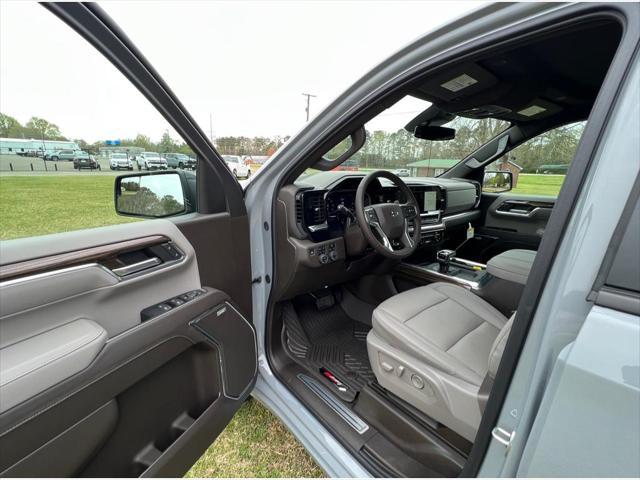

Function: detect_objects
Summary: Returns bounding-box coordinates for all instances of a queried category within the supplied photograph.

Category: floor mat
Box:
[282,296,375,402]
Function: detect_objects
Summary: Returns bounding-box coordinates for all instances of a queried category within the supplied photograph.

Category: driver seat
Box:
[367,282,513,441]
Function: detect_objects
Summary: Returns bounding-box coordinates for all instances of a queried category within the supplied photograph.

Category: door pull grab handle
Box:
[112,257,161,277]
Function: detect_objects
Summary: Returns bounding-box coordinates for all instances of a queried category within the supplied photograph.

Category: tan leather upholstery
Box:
[367,282,513,441]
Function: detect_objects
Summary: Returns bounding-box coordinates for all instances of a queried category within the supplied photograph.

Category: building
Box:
[0,138,79,155]
[406,158,459,177]
[494,157,523,186]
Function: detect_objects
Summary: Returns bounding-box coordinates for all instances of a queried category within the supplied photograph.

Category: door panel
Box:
[0,3,256,476]
[465,192,556,262]
[0,220,256,477]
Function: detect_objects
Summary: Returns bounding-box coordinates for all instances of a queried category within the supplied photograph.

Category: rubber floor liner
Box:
[282,297,375,402]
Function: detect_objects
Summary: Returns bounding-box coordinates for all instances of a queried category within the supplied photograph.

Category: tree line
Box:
[327,117,584,173]
[2,112,583,172]
[0,112,290,158]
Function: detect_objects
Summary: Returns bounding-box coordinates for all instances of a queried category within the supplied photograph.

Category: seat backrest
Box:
[478,313,514,411]
[488,313,515,379]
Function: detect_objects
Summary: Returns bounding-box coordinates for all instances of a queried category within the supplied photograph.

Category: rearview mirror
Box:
[115,171,187,218]
[413,125,456,141]
[483,170,513,193]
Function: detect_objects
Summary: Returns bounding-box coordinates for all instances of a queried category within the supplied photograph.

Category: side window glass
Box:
[0,3,198,240]
[486,121,586,196]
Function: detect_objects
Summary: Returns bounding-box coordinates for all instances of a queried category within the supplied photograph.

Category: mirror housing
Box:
[413,124,456,141]
[115,171,191,218]
[483,170,513,193]
[313,127,367,171]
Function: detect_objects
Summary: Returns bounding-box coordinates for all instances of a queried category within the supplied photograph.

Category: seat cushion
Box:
[372,282,508,385]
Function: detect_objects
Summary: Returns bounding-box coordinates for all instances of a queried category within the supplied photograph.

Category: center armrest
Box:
[486,249,536,285]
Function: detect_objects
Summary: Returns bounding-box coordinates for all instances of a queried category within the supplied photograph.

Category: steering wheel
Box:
[355,170,421,259]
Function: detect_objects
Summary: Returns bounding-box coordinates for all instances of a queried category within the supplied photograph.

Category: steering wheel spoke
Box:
[363,206,379,225]
[399,219,415,249]
[401,203,419,219]
[370,222,394,251]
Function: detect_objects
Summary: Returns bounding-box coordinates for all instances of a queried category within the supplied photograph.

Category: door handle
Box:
[111,257,161,277]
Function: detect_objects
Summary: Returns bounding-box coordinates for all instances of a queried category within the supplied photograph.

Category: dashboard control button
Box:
[329,251,338,261]
[319,254,329,264]
[309,248,315,256]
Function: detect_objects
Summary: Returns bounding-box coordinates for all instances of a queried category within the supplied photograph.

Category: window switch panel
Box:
[141,289,204,322]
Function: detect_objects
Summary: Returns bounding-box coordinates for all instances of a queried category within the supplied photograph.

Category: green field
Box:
[512,173,564,196]
[0,175,136,240]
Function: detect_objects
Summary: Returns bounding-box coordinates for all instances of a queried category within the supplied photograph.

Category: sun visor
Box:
[414,63,499,102]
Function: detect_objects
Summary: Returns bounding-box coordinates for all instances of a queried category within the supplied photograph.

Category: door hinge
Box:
[491,426,515,450]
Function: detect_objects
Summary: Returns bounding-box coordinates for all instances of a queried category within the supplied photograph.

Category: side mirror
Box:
[483,170,513,193]
[115,171,189,218]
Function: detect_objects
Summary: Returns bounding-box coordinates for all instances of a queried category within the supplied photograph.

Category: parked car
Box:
[222,154,251,179]
[395,168,411,177]
[136,151,167,170]
[164,153,196,169]
[109,152,133,170]
[47,149,77,161]
[73,151,99,170]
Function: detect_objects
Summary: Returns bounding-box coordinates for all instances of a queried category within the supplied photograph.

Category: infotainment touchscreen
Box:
[423,191,437,211]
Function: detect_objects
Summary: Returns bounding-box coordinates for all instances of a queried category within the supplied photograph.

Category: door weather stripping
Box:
[297,374,369,434]
[491,426,515,451]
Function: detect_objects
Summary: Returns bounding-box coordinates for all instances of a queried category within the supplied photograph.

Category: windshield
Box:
[319,96,508,178]
[112,154,127,159]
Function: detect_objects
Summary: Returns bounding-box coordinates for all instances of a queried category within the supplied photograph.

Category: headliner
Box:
[407,20,622,128]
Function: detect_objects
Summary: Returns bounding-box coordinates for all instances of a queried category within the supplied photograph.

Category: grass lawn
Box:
[512,174,564,196]
[186,399,323,478]
[0,175,137,240]
[0,174,323,477]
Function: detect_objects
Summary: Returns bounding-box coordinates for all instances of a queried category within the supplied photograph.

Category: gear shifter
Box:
[436,249,456,273]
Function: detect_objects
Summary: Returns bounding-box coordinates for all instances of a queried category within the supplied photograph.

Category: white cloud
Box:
[1,1,481,143]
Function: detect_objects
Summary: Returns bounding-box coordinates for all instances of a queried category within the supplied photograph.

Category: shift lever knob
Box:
[437,249,456,273]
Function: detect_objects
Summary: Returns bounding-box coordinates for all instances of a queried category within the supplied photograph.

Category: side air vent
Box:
[295,195,304,225]
[473,181,481,208]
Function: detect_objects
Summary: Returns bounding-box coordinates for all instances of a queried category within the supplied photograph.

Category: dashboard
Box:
[295,173,466,244]
[275,171,481,299]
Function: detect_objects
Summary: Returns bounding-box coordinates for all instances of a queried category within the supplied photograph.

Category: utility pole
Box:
[209,113,214,143]
[302,93,317,122]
